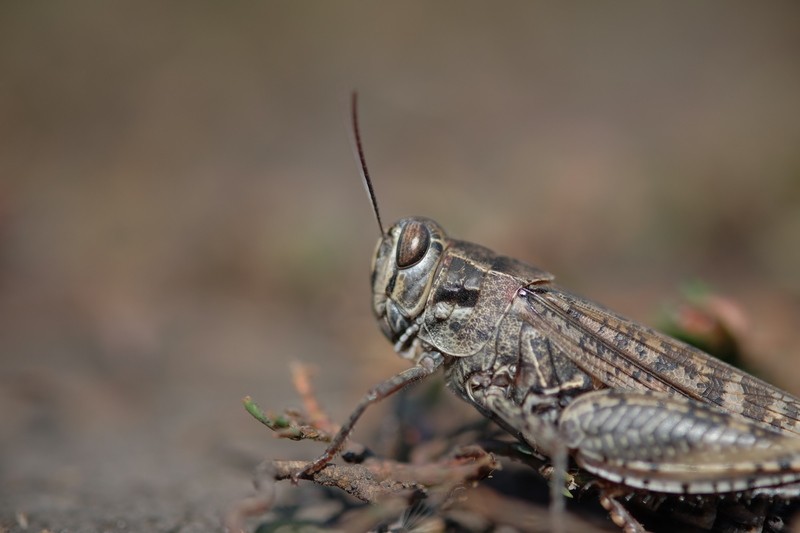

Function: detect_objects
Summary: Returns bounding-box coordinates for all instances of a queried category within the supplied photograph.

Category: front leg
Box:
[296,351,444,480]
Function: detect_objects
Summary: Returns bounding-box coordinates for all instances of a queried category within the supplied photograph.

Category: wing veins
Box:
[523,285,800,436]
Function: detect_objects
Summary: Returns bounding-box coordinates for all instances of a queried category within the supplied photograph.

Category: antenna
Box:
[351,92,385,235]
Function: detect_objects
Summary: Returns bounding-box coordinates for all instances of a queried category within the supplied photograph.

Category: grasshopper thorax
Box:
[371,216,448,358]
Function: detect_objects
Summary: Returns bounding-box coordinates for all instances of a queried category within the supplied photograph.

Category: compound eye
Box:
[396,220,431,269]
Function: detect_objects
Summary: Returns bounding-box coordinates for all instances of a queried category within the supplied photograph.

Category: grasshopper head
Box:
[371,216,447,356]
[349,95,448,358]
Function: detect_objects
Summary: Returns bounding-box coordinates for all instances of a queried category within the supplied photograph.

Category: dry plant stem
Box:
[290,361,337,434]
[369,445,498,486]
[273,445,498,503]
[242,396,332,441]
[273,460,421,502]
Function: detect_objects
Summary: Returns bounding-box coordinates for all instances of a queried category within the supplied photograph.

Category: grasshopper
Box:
[295,95,800,532]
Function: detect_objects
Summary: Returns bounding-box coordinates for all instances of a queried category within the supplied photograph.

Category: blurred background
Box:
[1,3,800,531]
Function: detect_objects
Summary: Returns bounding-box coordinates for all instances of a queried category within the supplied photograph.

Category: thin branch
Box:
[243,396,332,442]
[290,362,337,434]
[271,445,499,503]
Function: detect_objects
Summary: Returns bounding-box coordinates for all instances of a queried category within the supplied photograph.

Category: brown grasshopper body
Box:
[296,96,800,531]
[372,217,800,524]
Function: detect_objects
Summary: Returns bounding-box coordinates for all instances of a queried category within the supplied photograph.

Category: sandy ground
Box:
[2,3,800,532]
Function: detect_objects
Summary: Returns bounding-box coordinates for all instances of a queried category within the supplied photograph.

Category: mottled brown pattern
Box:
[368,213,800,530]
[523,287,800,437]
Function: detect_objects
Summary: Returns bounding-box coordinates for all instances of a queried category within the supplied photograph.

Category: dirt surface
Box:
[2,3,800,532]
